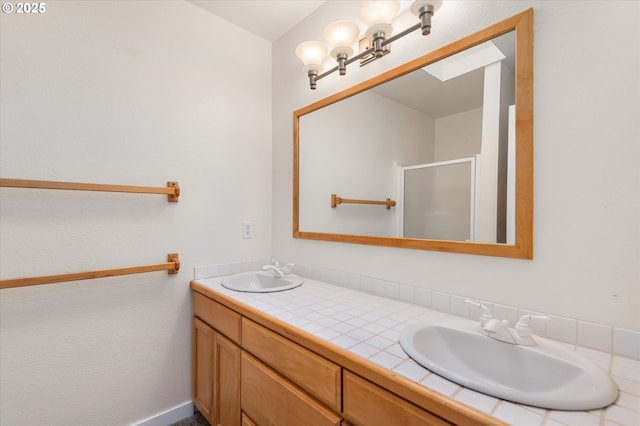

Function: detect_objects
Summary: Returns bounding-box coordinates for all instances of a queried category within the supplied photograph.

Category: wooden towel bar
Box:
[0,178,180,202]
[331,193,396,210]
[0,253,180,289]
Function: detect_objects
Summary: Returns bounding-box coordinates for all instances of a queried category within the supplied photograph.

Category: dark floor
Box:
[169,410,210,426]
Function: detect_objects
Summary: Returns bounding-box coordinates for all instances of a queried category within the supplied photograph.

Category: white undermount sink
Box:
[399,320,618,410]
[220,271,303,293]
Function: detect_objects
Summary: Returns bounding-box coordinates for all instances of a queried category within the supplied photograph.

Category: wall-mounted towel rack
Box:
[0,178,180,202]
[0,253,180,289]
[331,193,397,210]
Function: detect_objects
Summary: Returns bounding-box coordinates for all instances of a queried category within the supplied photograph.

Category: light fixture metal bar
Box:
[382,22,421,47]
[316,22,422,83]
[316,47,374,81]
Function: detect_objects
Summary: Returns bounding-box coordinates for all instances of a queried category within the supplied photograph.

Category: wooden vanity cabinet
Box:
[193,293,242,426]
[192,284,504,426]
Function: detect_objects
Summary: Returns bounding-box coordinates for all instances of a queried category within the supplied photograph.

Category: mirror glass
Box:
[294,10,533,258]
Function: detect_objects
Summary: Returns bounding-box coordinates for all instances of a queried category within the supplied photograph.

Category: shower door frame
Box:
[396,155,479,242]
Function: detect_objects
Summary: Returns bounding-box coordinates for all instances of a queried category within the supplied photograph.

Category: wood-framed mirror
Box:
[293,9,533,259]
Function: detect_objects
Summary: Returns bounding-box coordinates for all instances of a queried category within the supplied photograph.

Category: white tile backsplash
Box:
[193,260,639,361]
[193,265,207,280]
[346,274,362,291]
[230,262,242,274]
[431,291,450,313]
[450,295,470,318]
[383,281,400,299]
[493,303,518,327]
[370,278,386,296]
[398,284,415,303]
[579,321,613,353]
[547,314,577,344]
[614,328,640,360]
[414,287,432,308]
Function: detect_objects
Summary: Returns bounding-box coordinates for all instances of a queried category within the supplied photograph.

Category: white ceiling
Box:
[187,0,326,42]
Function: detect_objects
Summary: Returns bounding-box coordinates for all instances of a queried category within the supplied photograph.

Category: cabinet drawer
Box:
[241,352,342,426]
[194,292,241,344]
[242,318,341,412]
[343,371,452,426]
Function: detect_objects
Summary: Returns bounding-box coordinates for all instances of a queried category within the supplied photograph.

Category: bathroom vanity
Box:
[190,277,503,426]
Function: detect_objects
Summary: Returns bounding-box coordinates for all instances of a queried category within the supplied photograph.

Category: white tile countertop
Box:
[194,276,640,426]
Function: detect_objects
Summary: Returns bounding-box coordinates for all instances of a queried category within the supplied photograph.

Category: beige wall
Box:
[0,1,272,424]
[434,107,483,161]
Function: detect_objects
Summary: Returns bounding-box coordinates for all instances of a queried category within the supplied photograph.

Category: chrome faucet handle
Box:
[464,299,493,326]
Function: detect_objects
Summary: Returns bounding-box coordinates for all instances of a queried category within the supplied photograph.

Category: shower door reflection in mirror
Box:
[399,157,477,242]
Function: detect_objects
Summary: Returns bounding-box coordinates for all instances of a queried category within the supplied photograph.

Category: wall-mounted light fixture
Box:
[295,0,443,90]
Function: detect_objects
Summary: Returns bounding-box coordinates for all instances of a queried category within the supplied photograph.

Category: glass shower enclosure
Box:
[397,156,478,242]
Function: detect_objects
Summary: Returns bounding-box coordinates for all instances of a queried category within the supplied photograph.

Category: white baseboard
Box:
[133,401,194,426]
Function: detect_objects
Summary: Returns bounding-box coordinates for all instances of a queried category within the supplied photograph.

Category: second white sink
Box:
[399,320,618,410]
[221,271,303,293]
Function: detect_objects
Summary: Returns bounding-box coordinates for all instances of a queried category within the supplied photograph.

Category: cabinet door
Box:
[193,317,215,423]
[193,317,241,426]
[214,333,241,426]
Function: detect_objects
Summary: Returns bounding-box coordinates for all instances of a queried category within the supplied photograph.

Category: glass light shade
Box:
[295,41,328,73]
[359,0,400,26]
[410,0,443,15]
[323,21,360,49]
